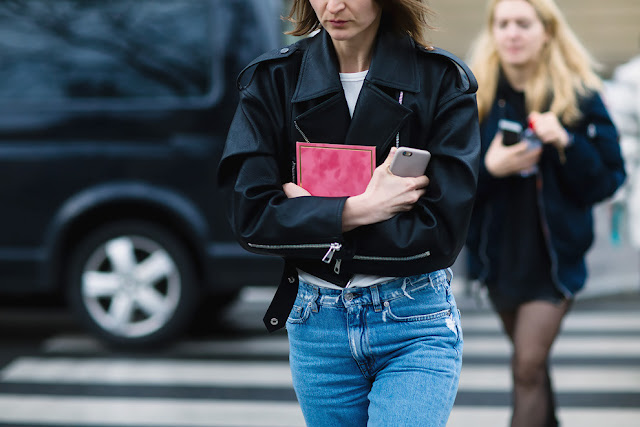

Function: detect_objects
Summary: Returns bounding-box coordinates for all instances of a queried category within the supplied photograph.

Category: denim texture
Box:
[286,269,463,426]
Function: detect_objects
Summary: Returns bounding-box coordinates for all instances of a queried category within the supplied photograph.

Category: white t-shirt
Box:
[297,70,396,290]
[340,70,368,117]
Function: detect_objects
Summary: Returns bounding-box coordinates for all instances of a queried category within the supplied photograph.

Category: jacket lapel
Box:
[292,31,350,144]
[292,27,420,160]
[346,82,412,161]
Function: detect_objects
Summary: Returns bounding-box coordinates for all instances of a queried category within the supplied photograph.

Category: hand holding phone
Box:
[389,147,431,177]
[498,119,523,146]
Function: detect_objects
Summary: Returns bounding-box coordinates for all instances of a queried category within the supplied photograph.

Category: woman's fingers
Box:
[486,138,542,177]
[528,111,569,148]
[384,146,398,167]
[283,182,311,198]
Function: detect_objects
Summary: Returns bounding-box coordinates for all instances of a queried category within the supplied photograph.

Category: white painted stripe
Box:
[448,407,640,427]
[0,395,638,427]
[463,336,640,358]
[1,358,293,387]
[0,395,305,427]
[461,311,640,332]
[458,365,640,392]
[4,357,640,393]
[240,286,279,303]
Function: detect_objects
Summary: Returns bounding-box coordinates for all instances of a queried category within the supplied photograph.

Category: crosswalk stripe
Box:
[447,407,640,427]
[3,357,640,393]
[0,395,306,427]
[0,395,636,427]
[1,358,293,387]
[461,311,640,332]
[459,365,640,392]
[463,336,640,357]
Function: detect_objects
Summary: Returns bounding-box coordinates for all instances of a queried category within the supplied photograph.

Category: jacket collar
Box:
[292,27,420,103]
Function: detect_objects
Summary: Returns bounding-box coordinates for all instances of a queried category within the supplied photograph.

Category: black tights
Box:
[497,299,571,427]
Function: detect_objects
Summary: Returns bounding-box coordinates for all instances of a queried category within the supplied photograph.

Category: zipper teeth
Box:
[293,121,311,143]
[248,243,334,250]
[291,161,296,183]
[353,251,430,262]
[249,243,430,262]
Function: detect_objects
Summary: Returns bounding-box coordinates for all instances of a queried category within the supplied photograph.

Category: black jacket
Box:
[219,27,480,330]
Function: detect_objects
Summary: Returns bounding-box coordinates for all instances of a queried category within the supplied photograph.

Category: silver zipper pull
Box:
[322,242,342,263]
[334,258,342,274]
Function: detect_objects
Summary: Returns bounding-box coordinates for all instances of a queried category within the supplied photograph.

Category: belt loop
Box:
[446,267,454,284]
[371,285,382,312]
[310,285,320,313]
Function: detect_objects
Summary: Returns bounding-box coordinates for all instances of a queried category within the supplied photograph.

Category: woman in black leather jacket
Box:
[219,1,480,425]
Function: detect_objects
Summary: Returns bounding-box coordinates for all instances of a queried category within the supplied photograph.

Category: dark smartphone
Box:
[498,119,523,146]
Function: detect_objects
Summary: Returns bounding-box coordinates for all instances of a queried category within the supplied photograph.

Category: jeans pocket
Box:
[383,282,451,323]
[384,305,451,323]
[287,301,312,324]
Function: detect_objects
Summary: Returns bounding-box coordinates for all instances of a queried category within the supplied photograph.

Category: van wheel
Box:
[67,221,199,348]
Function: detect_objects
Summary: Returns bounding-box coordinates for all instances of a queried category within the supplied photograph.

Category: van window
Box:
[0,0,213,102]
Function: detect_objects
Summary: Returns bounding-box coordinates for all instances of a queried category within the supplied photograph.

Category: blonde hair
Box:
[285,0,436,49]
[468,0,602,124]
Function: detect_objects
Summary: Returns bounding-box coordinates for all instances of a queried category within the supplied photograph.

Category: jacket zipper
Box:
[321,242,342,263]
[352,251,430,261]
[333,251,431,275]
[248,242,342,265]
[293,121,311,143]
[292,120,310,183]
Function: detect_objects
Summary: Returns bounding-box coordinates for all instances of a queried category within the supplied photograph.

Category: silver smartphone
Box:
[389,147,431,177]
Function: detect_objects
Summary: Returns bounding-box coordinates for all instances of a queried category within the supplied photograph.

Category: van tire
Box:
[66,220,199,348]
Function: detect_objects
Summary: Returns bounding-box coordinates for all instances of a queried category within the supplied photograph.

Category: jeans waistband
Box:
[297,268,452,308]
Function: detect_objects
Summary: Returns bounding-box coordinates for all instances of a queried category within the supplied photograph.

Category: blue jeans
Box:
[286,269,463,426]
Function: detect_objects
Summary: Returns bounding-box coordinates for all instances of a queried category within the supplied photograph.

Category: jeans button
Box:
[344,293,353,302]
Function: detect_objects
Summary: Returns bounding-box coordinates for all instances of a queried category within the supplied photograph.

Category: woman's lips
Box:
[328,20,348,27]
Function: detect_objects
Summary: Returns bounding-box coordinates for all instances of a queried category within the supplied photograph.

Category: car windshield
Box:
[0,0,213,102]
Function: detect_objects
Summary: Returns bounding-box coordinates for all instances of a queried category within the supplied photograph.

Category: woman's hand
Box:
[485,132,542,177]
[529,111,570,150]
[342,147,430,232]
[283,182,311,198]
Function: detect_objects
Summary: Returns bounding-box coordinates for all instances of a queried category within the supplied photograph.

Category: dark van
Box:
[0,0,283,347]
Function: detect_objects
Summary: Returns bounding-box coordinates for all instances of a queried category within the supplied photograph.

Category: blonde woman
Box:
[464,0,625,426]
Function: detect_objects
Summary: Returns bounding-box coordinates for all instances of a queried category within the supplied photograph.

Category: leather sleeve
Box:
[218,67,350,261]
[344,64,481,271]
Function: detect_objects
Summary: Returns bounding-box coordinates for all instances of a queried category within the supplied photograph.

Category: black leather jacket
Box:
[219,27,480,330]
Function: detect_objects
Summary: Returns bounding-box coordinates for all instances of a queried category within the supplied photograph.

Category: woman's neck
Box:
[501,63,537,92]
[330,19,380,73]
[334,42,373,73]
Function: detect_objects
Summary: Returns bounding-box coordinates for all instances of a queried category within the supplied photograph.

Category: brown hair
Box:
[285,0,436,48]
